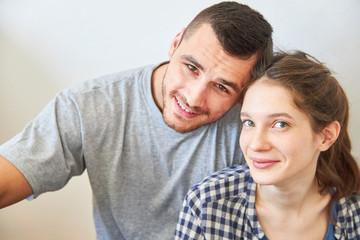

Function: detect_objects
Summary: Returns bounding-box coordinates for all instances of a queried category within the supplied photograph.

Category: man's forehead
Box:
[176,24,258,88]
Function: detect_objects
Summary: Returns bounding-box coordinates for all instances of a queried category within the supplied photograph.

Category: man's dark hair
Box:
[182,1,273,80]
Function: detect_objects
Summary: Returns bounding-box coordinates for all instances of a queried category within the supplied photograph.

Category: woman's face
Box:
[240,80,324,187]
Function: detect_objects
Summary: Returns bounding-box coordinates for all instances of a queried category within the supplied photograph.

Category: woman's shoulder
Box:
[335,193,360,238]
[338,193,360,213]
[201,164,250,184]
[188,164,253,203]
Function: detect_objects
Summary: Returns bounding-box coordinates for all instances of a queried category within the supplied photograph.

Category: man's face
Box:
[161,24,257,133]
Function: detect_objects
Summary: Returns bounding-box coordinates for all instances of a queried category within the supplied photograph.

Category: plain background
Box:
[0,0,359,239]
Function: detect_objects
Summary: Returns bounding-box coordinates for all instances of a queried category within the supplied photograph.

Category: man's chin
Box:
[165,121,199,134]
[163,117,202,134]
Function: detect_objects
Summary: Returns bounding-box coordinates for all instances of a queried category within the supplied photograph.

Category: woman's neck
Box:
[256,176,320,212]
[255,177,331,240]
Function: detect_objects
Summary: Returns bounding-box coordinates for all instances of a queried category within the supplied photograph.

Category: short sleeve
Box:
[0,90,85,198]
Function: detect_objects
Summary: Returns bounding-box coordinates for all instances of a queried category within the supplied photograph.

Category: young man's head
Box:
[183,1,273,80]
[156,1,273,133]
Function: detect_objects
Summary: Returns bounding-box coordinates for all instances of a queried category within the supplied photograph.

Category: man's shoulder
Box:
[218,104,242,127]
[61,64,162,98]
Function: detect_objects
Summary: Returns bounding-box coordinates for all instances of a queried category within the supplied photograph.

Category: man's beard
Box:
[160,75,199,133]
[161,88,213,134]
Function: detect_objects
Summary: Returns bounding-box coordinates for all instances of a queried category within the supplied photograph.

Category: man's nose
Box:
[185,79,208,108]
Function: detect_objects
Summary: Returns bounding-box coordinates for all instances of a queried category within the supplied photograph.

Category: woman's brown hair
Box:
[241,50,360,221]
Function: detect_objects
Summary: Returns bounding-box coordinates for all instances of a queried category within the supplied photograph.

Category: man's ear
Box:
[168,27,186,59]
[318,121,341,151]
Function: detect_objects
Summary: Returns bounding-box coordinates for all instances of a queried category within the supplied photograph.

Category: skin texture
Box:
[0,154,33,208]
[239,80,340,239]
[152,24,257,133]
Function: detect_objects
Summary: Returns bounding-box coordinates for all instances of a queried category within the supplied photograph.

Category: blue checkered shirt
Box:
[175,164,360,239]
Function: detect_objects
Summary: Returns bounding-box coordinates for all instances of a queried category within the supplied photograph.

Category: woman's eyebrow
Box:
[268,113,294,119]
[240,112,250,118]
[240,112,294,119]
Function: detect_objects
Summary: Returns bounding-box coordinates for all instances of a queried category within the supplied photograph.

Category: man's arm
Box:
[0,154,33,208]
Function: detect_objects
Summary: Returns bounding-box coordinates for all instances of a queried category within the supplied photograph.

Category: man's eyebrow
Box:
[181,55,204,71]
[181,55,241,93]
[218,78,240,93]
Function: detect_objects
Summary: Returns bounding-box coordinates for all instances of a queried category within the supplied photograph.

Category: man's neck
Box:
[151,63,168,111]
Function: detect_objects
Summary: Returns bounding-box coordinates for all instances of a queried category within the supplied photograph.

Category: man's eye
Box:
[216,84,229,93]
[187,64,197,73]
[273,121,289,129]
[243,120,255,127]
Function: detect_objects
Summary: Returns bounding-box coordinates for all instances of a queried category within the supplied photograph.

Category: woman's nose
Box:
[249,129,272,152]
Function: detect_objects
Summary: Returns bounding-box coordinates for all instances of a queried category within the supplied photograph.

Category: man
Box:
[0,2,272,239]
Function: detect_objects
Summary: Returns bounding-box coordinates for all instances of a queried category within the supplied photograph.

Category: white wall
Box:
[0,0,359,239]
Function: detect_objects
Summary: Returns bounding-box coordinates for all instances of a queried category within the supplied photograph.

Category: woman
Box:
[174,51,360,239]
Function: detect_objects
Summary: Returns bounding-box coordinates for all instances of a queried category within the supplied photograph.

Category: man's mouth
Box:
[177,99,195,114]
[173,96,200,119]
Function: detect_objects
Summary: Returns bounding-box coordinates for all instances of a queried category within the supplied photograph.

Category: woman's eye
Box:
[273,121,289,129]
[243,120,255,127]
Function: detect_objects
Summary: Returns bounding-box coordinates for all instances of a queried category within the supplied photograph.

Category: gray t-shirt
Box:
[0,64,243,239]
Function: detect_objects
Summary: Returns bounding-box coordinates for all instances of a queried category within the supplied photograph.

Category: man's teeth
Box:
[177,100,193,113]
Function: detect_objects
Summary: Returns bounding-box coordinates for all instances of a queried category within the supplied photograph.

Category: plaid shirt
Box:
[175,164,360,240]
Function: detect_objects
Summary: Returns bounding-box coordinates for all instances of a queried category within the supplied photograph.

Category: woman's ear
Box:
[168,27,186,59]
[318,121,341,151]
